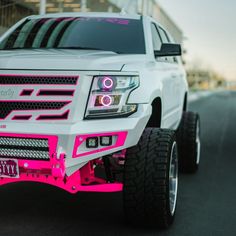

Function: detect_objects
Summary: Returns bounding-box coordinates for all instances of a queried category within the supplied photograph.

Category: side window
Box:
[158,27,169,44]
[151,23,162,52]
[158,27,177,63]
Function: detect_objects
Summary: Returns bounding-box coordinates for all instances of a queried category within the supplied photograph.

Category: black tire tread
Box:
[123,128,176,228]
[177,111,200,173]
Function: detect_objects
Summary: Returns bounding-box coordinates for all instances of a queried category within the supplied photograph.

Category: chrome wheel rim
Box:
[196,120,201,165]
[169,141,178,216]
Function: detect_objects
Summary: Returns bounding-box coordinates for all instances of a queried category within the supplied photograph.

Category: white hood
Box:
[0,49,138,71]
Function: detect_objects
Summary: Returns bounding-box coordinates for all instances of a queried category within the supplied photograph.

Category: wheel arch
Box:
[183,92,188,111]
[146,97,162,128]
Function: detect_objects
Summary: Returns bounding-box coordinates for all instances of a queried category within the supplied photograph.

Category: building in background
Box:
[187,69,226,90]
[226,81,236,90]
[0,1,34,35]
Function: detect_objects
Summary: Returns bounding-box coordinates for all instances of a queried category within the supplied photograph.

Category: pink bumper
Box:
[0,132,124,193]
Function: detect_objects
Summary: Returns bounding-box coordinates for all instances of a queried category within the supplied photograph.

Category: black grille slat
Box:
[12,115,32,120]
[0,101,69,119]
[20,89,34,96]
[38,90,74,96]
[0,145,48,152]
[0,75,78,85]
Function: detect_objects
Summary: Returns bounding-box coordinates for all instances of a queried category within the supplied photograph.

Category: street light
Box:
[40,0,46,15]
[81,0,87,12]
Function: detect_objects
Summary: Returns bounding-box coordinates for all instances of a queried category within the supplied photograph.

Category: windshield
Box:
[0,17,145,54]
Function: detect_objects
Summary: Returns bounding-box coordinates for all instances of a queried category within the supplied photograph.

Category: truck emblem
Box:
[0,89,14,98]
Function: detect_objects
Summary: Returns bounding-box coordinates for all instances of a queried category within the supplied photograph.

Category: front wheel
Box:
[123,128,178,228]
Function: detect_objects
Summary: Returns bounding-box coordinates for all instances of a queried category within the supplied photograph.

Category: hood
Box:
[0,49,141,71]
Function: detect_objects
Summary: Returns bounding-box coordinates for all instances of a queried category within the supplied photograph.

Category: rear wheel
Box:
[123,128,178,228]
[177,111,201,173]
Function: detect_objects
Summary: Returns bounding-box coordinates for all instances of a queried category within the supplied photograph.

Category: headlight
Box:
[85,76,139,119]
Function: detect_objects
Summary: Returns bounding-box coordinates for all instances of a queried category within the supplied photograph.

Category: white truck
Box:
[0,12,200,228]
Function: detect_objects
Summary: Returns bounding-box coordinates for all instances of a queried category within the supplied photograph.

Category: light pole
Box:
[39,0,46,15]
[142,0,148,15]
[81,0,87,12]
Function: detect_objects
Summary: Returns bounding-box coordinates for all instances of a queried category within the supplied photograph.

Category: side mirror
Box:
[154,43,182,57]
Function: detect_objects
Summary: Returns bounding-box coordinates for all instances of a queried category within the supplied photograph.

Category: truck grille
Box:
[0,136,50,161]
[0,101,70,119]
[0,73,78,121]
[0,75,78,85]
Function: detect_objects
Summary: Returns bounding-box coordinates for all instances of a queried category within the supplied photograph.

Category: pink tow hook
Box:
[51,153,66,178]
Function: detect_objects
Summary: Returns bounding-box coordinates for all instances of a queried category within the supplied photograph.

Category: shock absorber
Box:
[102,156,115,183]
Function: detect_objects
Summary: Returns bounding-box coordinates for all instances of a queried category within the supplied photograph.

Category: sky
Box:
[158,0,236,81]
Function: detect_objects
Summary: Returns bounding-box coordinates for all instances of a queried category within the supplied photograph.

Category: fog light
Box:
[100,136,112,146]
[86,137,98,148]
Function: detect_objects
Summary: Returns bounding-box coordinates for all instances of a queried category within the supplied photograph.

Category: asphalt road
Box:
[0,90,236,236]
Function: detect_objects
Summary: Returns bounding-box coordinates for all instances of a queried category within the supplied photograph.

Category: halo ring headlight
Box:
[103,77,114,89]
[101,95,113,107]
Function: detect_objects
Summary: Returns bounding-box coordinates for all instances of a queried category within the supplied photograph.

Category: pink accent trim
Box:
[36,110,70,121]
[12,115,32,120]
[54,17,77,22]
[19,159,52,170]
[0,172,123,194]
[0,100,71,103]
[0,101,71,120]
[73,131,128,158]
[77,183,123,192]
[20,89,34,96]
[0,133,58,160]
[0,74,79,86]
[36,89,75,96]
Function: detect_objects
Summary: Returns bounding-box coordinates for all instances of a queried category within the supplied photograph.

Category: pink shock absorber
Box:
[79,161,123,192]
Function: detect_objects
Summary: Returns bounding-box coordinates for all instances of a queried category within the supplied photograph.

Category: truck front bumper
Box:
[0,104,151,179]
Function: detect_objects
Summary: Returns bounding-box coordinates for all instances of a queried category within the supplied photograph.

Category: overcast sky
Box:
[158,0,236,81]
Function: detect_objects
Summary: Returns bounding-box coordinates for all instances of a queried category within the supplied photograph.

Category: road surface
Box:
[0,90,236,236]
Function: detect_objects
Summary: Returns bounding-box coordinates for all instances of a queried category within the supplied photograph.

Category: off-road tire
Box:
[177,111,200,173]
[123,128,178,228]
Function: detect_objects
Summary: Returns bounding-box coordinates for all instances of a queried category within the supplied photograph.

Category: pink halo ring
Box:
[101,95,113,107]
[102,77,114,89]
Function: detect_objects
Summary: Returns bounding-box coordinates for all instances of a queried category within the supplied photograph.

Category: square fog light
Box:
[100,136,112,146]
[86,137,98,148]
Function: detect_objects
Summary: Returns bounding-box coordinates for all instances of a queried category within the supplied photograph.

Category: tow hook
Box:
[52,153,66,178]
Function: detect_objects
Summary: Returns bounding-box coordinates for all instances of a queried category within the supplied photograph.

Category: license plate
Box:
[0,158,19,178]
